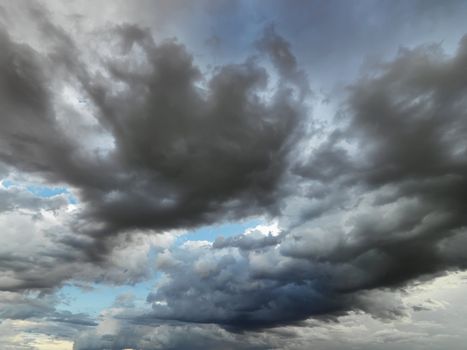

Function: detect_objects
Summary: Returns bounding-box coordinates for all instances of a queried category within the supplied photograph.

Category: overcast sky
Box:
[1,1,467,349]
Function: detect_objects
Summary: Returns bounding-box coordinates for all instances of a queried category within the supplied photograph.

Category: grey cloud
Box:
[143,243,344,329]
[0,187,67,213]
[256,24,310,98]
[212,232,281,251]
[0,290,96,350]
[256,24,297,78]
[0,291,96,328]
[50,311,98,327]
[73,323,269,350]
[329,37,467,288]
[0,9,308,300]
[0,292,55,320]
[0,13,306,250]
[3,1,467,348]
[77,30,304,238]
[126,35,467,331]
[0,186,157,293]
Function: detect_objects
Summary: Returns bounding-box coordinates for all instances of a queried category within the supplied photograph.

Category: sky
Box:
[1,0,467,349]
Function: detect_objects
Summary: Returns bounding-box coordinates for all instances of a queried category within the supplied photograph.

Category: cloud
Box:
[0,290,95,350]
[71,272,467,350]
[2,1,467,349]
[117,35,467,331]
[78,33,303,236]
[73,323,268,350]
[256,24,310,98]
[0,12,306,248]
[212,230,281,251]
[0,182,163,293]
[0,186,66,214]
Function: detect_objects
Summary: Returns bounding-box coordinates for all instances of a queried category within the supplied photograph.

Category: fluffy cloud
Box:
[72,272,467,350]
[0,8,306,246]
[120,35,467,331]
[2,1,467,349]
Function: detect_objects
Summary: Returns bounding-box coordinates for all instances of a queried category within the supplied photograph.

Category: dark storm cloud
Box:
[0,16,304,245]
[0,8,305,299]
[319,37,467,289]
[3,2,467,348]
[144,244,346,329]
[126,35,467,331]
[80,34,302,236]
[0,28,69,175]
[0,12,308,300]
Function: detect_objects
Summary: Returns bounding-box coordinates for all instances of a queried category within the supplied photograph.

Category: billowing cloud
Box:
[0,12,305,243]
[71,272,467,350]
[2,1,467,349]
[122,35,467,331]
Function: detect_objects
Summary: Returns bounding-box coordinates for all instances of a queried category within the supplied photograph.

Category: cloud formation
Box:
[2,1,467,349]
[127,35,467,330]
[0,16,305,242]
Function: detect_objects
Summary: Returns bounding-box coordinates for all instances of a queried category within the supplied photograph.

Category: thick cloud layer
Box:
[127,36,467,330]
[72,272,467,350]
[2,1,467,349]
[79,28,304,236]
[0,17,304,244]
